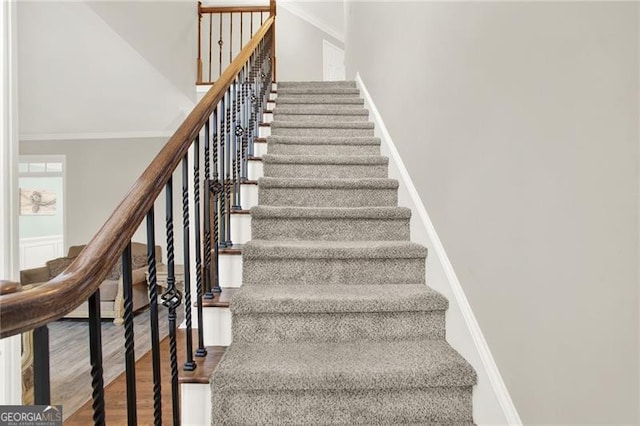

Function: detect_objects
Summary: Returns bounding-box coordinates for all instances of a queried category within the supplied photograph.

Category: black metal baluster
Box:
[234,74,243,208]
[248,52,257,158]
[146,209,162,426]
[193,135,207,358]
[88,290,105,426]
[122,242,138,425]
[219,94,228,248]
[211,109,222,294]
[224,87,233,246]
[182,156,196,372]
[33,326,50,405]
[241,64,249,181]
[204,119,214,300]
[161,177,182,426]
[231,76,240,210]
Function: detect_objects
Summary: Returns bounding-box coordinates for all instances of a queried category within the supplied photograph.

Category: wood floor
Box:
[65,328,224,425]
[49,307,183,421]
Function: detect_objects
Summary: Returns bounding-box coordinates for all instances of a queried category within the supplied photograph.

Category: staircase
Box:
[210,81,478,425]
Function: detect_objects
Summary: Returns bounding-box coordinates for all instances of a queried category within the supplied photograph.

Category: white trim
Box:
[278,2,344,43]
[19,130,174,142]
[356,72,522,425]
[0,0,22,405]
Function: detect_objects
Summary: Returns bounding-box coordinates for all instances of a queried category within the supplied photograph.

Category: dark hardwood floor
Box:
[65,329,224,425]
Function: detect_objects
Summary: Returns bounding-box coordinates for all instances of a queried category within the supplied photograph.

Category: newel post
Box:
[270,0,276,83]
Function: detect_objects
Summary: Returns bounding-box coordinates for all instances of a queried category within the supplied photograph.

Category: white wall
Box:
[276,4,343,81]
[345,2,639,424]
[20,138,184,260]
[18,1,197,138]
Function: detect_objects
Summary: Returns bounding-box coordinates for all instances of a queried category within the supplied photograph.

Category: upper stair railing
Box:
[0,1,275,423]
[198,1,276,84]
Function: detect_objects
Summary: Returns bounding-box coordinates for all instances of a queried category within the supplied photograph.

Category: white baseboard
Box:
[356,72,521,425]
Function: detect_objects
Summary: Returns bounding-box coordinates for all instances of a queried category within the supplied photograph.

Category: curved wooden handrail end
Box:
[0,280,21,296]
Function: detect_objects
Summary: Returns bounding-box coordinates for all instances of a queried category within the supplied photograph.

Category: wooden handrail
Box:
[0,16,275,339]
[200,6,270,14]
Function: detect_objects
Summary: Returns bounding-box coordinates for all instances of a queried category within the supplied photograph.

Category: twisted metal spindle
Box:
[211,110,222,294]
[193,135,207,357]
[224,87,233,246]
[122,242,138,424]
[231,76,240,210]
[162,177,182,425]
[88,290,105,426]
[204,120,214,300]
[182,156,196,371]
[219,94,228,248]
[146,209,162,426]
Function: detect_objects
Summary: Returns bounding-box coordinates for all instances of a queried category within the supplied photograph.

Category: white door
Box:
[323,40,345,81]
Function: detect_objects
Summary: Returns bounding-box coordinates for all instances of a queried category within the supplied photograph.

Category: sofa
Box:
[20,242,162,324]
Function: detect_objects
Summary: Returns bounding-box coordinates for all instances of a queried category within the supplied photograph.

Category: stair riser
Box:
[263,163,388,179]
[274,114,369,122]
[243,258,425,285]
[267,143,380,156]
[252,217,410,241]
[232,311,445,343]
[259,187,398,207]
[271,128,375,137]
[211,387,473,425]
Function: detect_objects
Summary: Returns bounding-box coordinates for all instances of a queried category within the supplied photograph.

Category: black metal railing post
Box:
[88,290,105,426]
[32,326,50,406]
[161,177,182,426]
[182,156,196,372]
[122,242,138,425]
[146,209,162,426]
[193,134,208,358]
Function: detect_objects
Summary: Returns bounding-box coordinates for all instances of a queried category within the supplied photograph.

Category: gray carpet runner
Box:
[210,81,477,425]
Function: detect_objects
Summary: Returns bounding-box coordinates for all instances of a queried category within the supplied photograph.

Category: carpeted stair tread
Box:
[263,154,388,165]
[271,121,374,129]
[242,240,427,259]
[231,284,448,314]
[212,339,477,391]
[267,135,381,146]
[273,106,369,116]
[251,206,411,219]
[278,81,357,88]
[275,96,364,105]
[277,87,361,95]
[258,177,398,189]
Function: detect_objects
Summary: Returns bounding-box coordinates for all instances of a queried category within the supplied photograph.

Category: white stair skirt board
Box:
[231,214,251,244]
[181,383,212,425]
[269,92,277,101]
[355,73,521,425]
[263,112,273,124]
[241,184,258,209]
[248,161,263,180]
[219,254,242,288]
[267,101,275,110]
[254,142,268,157]
[202,306,232,346]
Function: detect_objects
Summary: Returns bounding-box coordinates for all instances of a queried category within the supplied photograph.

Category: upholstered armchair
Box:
[20,242,162,324]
